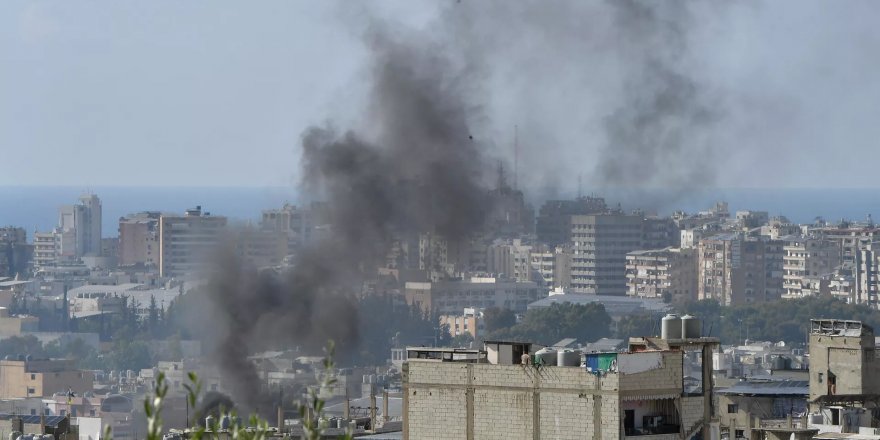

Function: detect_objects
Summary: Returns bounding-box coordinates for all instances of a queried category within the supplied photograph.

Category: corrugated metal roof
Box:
[716,380,808,396]
[0,414,67,427]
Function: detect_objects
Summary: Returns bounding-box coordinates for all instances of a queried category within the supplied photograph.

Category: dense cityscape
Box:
[0,187,879,439]
[5,0,880,439]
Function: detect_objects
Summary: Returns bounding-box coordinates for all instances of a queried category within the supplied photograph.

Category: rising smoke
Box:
[596,0,719,197]
[196,21,492,414]
[197,0,731,414]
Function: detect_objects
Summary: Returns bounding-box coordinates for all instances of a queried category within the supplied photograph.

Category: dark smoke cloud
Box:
[196,20,491,414]
[596,0,719,196]
[196,0,740,413]
[413,0,734,206]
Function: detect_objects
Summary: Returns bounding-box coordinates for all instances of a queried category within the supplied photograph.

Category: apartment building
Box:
[570,213,645,295]
[855,243,880,307]
[32,232,56,269]
[535,196,608,246]
[158,206,227,278]
[438,308,484,340]
[0,359,93,399]
[698,234,784,306]
[58,194,102,258]
[625,247,697,302]
[0,227,30,277]
[815,225,880,267]
[118,212,162,267]
[486,239,532,282]
[781,237,840,299]
[529,245,571,288]
[404,277,542,314]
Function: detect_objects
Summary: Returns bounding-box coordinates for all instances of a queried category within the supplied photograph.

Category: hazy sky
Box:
[2,1,880,189]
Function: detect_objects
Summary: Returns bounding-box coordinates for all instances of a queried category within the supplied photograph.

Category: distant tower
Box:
[513,125,519,191]
[497,160,508,191]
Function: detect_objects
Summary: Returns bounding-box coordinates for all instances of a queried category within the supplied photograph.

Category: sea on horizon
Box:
[0,186,877,241]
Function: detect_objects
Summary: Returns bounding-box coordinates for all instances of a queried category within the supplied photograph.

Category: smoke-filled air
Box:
[189,19,493,414]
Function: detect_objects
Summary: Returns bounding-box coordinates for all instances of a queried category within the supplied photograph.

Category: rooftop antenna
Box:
[513,124,519,191]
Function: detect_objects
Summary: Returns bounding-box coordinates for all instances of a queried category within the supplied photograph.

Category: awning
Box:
[621,393,678,401]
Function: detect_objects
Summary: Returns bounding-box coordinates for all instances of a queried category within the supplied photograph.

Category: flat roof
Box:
[528,294,670,315]
[716,380,808,397]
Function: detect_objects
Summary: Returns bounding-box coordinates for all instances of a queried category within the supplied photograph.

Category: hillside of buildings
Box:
[4,190,880,439]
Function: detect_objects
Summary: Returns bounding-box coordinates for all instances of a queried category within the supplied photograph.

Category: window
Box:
[727,404,738,414]
[30,374,36,380]
[60,410,66,416]
[30,409,36,416]
[90,409,96,417]
[27,387,35,395]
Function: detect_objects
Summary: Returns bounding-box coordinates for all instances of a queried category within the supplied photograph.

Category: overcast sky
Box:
[2,1,880,189]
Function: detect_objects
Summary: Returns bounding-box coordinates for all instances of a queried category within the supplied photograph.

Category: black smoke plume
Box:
[195,23,491,414]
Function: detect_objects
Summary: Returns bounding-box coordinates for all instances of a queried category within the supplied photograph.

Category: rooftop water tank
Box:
[773,356,787,370]
[220,415,231,430]
[557,349,581,367]
[205,415,215,429]
[661,314,682,340]
[681,314,701,339]
[535,347,557,366]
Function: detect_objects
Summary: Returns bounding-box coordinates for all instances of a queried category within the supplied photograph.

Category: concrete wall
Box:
[808,330,880,404]
[405,354,702,440]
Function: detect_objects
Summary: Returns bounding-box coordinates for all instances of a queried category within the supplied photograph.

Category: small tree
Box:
[117,341,352,440]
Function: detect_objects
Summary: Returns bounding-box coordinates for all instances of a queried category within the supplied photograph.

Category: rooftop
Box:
[810,319,871,336]
[528,293,670,316]
[716,380,808,397]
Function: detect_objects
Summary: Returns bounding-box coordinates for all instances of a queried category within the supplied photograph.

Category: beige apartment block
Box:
[0,359,93,399]
[626,247,697,302]
[698,234,783,306]
[781,237,840,299]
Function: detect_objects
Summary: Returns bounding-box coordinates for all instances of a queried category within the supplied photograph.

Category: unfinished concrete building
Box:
[402,319,718,440]
[807,319,880,433]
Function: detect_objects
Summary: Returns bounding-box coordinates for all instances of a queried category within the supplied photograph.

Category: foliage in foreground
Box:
[106,342,352,440]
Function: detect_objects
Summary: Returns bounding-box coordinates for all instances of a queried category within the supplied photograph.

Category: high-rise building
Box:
[854,243,880,308]
[32,232,57,269]
[529,245,571,288]
[535,197,608,246]
[697,234,784,306]
[815,225,880,267]
[0,227,30,277]
[58,194,102,258]
[570,213,644,295]
[781,237,841,299]
[626,247,698,302]
[158,206,227,278]
[486,239,532,282]
[118,212,162,268]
